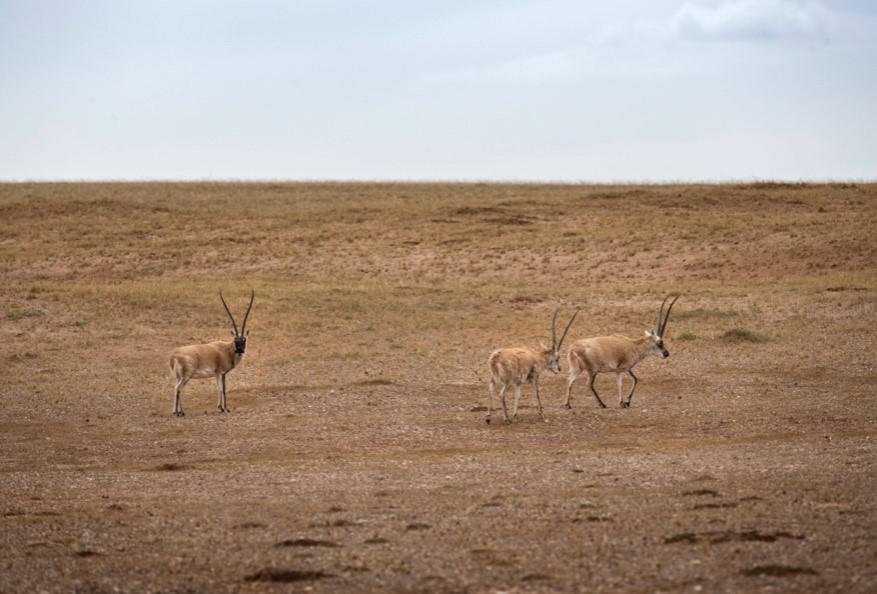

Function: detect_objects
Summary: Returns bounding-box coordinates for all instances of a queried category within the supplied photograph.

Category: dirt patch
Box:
[664,530,804,544]
[276,538,341,548]
[244,569,333,583]
[740,565,820,577]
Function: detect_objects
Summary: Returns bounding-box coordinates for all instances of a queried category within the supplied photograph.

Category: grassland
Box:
[1,182,875,592]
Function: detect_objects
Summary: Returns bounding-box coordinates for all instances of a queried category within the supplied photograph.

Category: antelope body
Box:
[170,290,254,416]
[565,295,679,409]
[487,308,579,424]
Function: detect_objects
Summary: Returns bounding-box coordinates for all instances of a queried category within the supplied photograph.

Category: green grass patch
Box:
[7,308,45,321]
[722,328,770,343]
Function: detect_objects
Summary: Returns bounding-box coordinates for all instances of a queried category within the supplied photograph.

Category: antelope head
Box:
[645,294,679,358]
[220,289,255,355]
[548,307,580,373]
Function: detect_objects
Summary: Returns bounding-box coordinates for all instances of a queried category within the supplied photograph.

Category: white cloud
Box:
[594,0,829,45]
[667,0,828,41]
[424,1,831,86]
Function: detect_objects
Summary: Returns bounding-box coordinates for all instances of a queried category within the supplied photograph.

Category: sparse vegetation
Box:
[0,182,874,592]
[722,327,771,343]
[6,307,45,321]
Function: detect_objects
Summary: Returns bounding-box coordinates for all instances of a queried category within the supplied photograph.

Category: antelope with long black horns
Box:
[487,308,580,424]
[169,290,255,416]
[565,294,679,409]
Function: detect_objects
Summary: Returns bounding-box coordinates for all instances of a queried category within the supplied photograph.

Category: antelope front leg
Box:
[217,374,230,413]
[533,378,546,421]
[587,374,607,408]
[620,370,637,408]
[223,374,230,412]
[221,374,231,413]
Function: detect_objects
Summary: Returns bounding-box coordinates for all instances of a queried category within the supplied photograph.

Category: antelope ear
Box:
[245,329,249,337]
[645,330,654,338]
[230,330,236,337]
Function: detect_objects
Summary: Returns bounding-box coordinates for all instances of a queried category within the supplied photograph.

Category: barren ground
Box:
[1,182,875,593]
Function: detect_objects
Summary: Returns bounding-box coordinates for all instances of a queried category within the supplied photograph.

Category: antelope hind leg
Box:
[173,378,188,417]
[510,385,523,422]
[620,370,637,408]
[565,371,580,409]
[500,385,511,424]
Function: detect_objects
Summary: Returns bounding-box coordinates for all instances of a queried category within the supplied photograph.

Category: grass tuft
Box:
[7,308,45,321]
[722,328,770,343]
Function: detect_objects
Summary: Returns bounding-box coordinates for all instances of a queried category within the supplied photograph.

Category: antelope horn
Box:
[657,294,680,337]
[240,289,255,334]
[557,308,580,350]
[220,291,239,336]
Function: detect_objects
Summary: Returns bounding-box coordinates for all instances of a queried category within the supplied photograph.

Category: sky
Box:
[1,0,875,182]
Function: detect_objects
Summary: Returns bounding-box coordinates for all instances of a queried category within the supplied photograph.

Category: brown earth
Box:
[0,182,875,593]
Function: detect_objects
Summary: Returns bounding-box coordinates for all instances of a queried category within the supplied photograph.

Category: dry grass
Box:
[1,182,875,592]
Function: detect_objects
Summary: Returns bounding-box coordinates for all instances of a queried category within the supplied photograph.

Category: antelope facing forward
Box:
[169,290,254,416]
[565,294,679,409]
[487,308,580,424]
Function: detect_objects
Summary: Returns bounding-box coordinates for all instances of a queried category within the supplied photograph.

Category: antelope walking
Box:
[565,294,679,409]
[487,308,580,424]
[169,290,254,416]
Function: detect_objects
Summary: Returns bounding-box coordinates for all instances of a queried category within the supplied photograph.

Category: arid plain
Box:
[1,182,875,593]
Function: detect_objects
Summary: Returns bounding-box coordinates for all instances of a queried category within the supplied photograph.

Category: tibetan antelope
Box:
[169,290,254,416]
[487,308,580,424]
[565,294,679,409]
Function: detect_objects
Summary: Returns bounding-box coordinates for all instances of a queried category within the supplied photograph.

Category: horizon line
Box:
[1,177,875,185]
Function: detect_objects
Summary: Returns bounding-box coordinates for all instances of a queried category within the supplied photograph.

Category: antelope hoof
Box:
[485,417,492,424]
[564,403,572,410]
[174,411,185,417]
[620,400,630,408]
[504,418,513,425]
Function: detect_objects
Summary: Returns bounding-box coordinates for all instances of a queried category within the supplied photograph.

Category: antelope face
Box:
[548,352,561,373]
[647,330,670,358]
[233,334,248,355]
[657,337,669,358]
